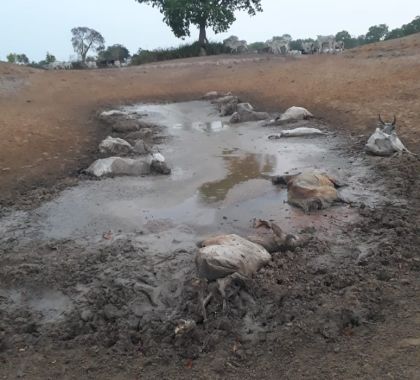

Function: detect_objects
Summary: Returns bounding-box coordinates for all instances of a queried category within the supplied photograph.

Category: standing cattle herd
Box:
[46,34,344,71]
[224,34,345,55]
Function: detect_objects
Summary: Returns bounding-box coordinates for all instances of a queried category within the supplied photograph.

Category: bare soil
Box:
[0,35,420,379]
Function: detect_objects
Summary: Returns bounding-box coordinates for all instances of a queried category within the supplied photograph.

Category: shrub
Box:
[131,42,230,65]
[248,42,266,51]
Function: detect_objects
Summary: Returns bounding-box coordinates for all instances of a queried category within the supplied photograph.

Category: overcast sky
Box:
[1,0,419,62]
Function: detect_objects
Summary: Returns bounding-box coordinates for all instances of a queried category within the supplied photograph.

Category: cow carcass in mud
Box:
[230,103,270,123]
[196,234,271,281]
[99,136,133,155]
[99,109,160,134]
[248,220,299,253]
[272,171,345,212]
[212,95,239,116]
[202,91,232,100]
[86,153,170,177]
[268,127,325,139]
[266,106,314,125]
[365,115,410,156]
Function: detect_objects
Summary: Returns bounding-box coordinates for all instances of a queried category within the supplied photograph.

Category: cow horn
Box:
[378,114,385,125]
[392,115,397,126]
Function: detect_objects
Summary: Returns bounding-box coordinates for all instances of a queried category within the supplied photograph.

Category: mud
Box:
[0,100,419,379]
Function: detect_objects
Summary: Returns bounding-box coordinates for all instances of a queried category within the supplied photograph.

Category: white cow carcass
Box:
[86,153,170,177]
[98,136,133,155]
[268,127,325,139]
[196,234,271,281]
[366,116,410,156]
[280,106,313,121]
[230,103,270,123]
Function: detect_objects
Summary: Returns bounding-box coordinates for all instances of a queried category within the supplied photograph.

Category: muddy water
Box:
[13,101,382,250]
[0,101,388,329]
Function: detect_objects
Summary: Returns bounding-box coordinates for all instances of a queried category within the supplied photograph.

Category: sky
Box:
[1,0,419,62]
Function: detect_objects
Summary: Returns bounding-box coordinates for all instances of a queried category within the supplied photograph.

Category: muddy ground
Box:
[1,35,420,379]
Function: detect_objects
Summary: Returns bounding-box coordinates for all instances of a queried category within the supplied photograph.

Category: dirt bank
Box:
[1,34,420,205]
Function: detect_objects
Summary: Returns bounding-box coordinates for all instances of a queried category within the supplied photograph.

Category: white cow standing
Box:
[223,36,248,53]
[48,61,72,70]
[265,35,292,55]
[301,42,316,54]
[335,40,345,53]
[317,35,336,53]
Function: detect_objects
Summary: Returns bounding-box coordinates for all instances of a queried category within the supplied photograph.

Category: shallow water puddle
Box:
[3,101,384,247]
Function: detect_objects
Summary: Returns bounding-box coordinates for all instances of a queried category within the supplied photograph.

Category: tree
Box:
[71,27,105,62]
[135,0,262,48]
[7,53,29,64]
[365,24,389,43]
[16,54,29,64]
[7,53,17,63]
[385,28,404,40]
[336,30,351,43]
[45,52,56,64]
[98,44,130,61]
[401,15,420,36]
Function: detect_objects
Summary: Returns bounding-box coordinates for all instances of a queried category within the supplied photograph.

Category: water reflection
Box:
[199,152,276,203]
[191,120,227,132]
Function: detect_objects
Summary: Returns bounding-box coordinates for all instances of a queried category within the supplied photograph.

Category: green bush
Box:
[131,41,230,65]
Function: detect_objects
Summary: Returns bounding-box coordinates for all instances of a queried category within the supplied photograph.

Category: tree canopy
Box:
[71,27,105,62]
[98,44,130,62]
[45,52,56,64]
[7,53,29,64]
[365,24,389,43]
[135,0,262,47]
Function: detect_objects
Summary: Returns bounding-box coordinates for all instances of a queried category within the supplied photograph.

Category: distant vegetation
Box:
[4,15,420,68]
[131,42,230,65]
[385,16,420,40]
[98,44,130,62]
[6,53,29,64]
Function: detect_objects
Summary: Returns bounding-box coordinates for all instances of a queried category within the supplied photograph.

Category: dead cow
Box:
[212,95,239,116]
[195,234,271,317]
[248,220,299,253]
[230,103,270,123]
[86,153,171,177]
[366,115,410,156]
[272,171,345,212]
[196,234,271,281]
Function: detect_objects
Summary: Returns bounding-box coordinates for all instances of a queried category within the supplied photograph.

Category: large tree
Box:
[135,0,262,47]
[98,44,130,61]
[71,27,105,62]
[365,24,389,43]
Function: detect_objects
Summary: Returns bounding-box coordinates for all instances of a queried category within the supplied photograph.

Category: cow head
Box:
[378,114,397,134]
